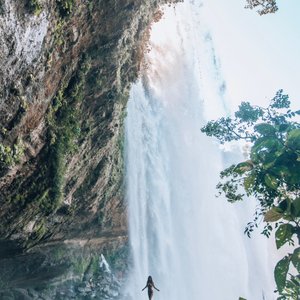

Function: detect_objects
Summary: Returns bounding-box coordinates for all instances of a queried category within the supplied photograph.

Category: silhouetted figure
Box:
[142,276,160,299]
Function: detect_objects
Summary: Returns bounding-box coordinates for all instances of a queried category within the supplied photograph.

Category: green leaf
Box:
[291,198,300,218]
[264,207,283,222]
[234,161,253,174]
[291,247,300,272]
[251,137,282,164]
[278,199,290,213]
[274,255,290,293]
[244,174,255,193]
[272,165,290,177]
[289,275,300,287]
[252,137,279,152]
[264,173,278,189]
[278,123,290,132]
[254,123,276,136]
[286,129,300,150]
[275,224,294,249]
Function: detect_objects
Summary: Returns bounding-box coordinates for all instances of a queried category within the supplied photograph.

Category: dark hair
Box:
[147,276,153,284]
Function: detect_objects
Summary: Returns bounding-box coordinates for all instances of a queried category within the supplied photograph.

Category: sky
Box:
[199,0,300,112]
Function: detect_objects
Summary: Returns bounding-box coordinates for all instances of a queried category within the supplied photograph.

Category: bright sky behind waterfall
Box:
[199,0,300,114]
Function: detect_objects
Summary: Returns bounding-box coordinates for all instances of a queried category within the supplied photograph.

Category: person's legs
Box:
[148,290,153,300]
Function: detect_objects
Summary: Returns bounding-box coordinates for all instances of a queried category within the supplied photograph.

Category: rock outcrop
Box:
[0,0,178,298]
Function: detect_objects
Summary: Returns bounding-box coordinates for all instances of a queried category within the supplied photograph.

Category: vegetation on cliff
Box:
[245,0,278,15]
[0,140,24,169]
[201,91,300,299]
[46,56,91,211]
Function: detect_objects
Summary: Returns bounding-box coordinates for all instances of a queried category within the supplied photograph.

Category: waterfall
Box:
[125,1,276,299]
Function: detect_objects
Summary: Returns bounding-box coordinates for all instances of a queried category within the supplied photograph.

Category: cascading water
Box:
[125,1,276,299]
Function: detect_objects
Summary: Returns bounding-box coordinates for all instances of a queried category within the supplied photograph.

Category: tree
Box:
[245,0,278,15]
[201,90,300,299]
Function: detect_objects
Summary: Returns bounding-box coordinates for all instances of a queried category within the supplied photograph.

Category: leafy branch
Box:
[201,90,300,298]
[245,0,278,15]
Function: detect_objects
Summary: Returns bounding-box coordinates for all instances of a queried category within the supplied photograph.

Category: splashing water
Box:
[125,1,276,299]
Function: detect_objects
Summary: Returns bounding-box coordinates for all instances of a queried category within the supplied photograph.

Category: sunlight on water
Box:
[124,1,276,299]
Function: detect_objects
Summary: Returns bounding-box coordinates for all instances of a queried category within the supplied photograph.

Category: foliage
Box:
[27,0,42,16]
[53,20,65,47]
[0,140,24,169]
[87,0,94,13]
[72,256,90,275]
[47,56,91,207]
[245,0,278,15]
[56,0,75,17]
[201,90,300,298]
[275,249,300,299]
[9,56,91,217]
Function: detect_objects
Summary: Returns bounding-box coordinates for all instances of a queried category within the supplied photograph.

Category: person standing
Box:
[142,276,160,299]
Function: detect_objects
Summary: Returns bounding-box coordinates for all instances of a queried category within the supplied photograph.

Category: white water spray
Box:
[125,1,276,299]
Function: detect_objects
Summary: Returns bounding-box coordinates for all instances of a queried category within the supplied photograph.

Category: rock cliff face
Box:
[0,0,178,298]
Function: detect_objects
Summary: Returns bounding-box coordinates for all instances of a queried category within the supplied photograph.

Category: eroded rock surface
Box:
[0,0,179,298]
